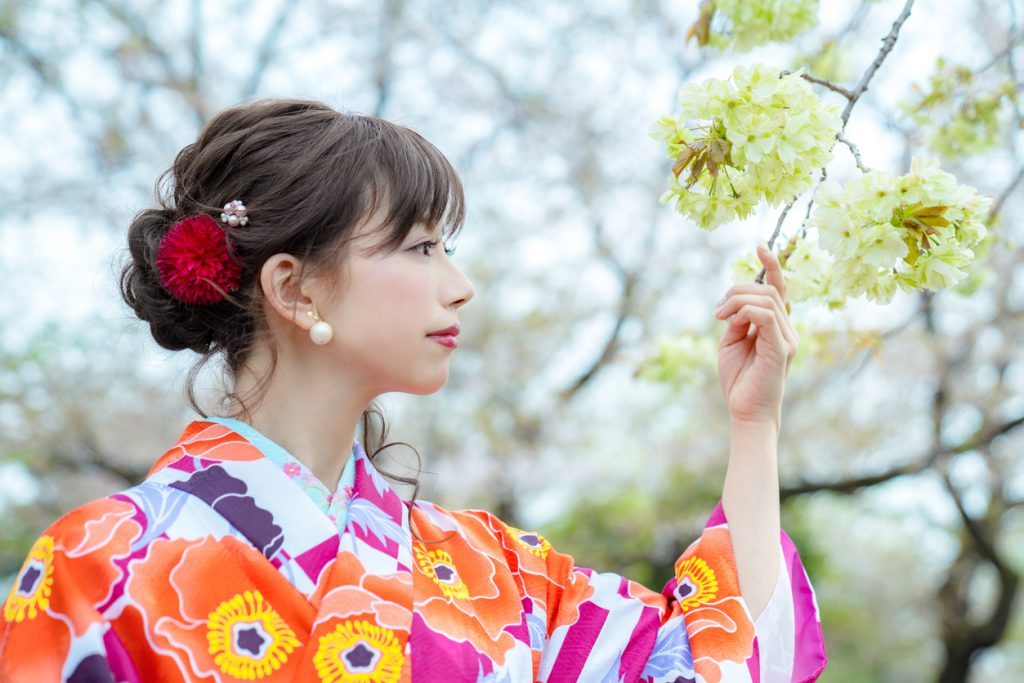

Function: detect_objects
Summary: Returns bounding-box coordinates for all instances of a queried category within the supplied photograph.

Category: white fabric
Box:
[753,548,795,682]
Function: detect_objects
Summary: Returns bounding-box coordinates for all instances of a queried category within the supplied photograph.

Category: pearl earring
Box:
[305,310,334,345]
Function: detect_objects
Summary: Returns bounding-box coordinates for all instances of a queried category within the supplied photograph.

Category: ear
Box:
[259,253,316,330]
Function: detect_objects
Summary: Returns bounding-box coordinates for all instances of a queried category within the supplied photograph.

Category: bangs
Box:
[358,117,466,255]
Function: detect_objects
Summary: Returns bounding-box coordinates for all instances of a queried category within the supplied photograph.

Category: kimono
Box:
[0,417,827,682]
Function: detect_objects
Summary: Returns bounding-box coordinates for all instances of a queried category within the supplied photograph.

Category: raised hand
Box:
[713,243,799,429]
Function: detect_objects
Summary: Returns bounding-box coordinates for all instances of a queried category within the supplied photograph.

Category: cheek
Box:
[348,260,429,321]
[385,269,425,303]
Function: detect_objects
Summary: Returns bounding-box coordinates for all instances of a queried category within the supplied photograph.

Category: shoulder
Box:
[7,491,144,593]
[4,476,206,614]
[26,492,143,564]
[2,492,144,638]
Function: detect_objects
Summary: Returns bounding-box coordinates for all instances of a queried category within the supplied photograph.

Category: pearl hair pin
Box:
[306,310,334,345]
[220,200,249,227]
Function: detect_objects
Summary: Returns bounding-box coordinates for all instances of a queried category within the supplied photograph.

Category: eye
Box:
[414,239,456,257]
[415,239,439,256]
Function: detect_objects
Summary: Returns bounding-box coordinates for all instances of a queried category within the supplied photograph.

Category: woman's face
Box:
[315,210,475,397]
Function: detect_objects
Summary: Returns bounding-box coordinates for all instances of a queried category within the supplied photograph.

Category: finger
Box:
[715,293,776,320]
[719,282,788,319]
[715,293,795,348]
[721,304,788,360]
[720,304,782,352]
[719,307,754,348]
[756,243,789,302]
[717,296,797,359]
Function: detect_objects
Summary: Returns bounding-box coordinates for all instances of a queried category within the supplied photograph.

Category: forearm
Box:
[721,417,782,621]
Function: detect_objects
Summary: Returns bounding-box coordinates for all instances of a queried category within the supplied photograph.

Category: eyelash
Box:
[415,239,456,257]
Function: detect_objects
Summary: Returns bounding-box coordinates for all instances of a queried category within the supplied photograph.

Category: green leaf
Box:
[902,234,920,265]
[709,138,730,164]
[908,205,949,217]
[672,146,696,177]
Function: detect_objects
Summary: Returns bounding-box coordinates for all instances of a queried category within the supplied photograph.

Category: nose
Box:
[446,259,475,308]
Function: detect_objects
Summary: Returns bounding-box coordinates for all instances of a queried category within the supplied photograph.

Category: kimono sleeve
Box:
[0,496,142,682]
[498,500,826,683]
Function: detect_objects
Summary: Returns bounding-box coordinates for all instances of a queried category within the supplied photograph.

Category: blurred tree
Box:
[1,1,1023,680]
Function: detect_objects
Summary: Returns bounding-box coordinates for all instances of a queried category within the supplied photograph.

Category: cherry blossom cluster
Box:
[807,156,992,304]
[651,64,842,230]
[688,0,819,52]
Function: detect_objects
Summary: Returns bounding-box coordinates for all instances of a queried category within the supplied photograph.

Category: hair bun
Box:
[119,205,218,353]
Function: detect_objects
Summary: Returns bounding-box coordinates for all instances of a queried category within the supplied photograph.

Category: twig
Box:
[795,72,855,99]
[1005,3,1024,128]
[987,163,1024,225]
[803,167,826,227]
[940,472,1005,569]
[559,273,638,402]
[841,1,874,37]
[189,0,202,93]
[840,0,916,126]
[936,471,1019,669]
[559,212,641,400]
[371,0,406,117]
[242,0,298,99]
[974,29,1024,77]
[780,413,1024,499]
[753,199,798,284]
[837,131,868,172]
[756,165,828,282]
[757,0,916,282]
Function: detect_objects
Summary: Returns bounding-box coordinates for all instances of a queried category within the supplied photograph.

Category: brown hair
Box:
[118,97,465,503]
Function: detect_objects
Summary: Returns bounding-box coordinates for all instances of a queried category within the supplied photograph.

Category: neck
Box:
[227,345,374,492]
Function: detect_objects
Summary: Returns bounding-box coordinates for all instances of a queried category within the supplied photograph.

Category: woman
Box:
[0,98,826,682]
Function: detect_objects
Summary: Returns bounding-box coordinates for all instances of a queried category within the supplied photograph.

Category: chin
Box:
[402,371,450,396]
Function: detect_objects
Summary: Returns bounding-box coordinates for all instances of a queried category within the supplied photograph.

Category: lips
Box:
[427,323,460,337]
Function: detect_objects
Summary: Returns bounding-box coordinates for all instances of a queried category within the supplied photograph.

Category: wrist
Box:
[727,418,780,469]
[729,415,781,436]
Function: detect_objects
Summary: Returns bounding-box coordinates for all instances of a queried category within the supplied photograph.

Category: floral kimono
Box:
[1,417,827,682]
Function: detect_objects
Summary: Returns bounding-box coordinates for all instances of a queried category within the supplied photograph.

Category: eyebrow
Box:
[417,223,442,238]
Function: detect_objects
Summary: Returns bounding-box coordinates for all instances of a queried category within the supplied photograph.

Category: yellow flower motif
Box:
[4,535,55,622]
[414,543,469,600]
[508,527,551,559]
[314,620,405,683]
[207,589,300,679]
[675,556,719,612]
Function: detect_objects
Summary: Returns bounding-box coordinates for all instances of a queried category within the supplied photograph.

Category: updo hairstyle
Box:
[118,97,465,481]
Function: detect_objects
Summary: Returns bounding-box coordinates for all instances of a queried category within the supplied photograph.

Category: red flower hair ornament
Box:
[155,201,247,306]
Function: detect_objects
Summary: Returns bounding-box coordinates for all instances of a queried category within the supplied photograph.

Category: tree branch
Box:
[837,131,868,172]
[189,0,202,94]
[974,28,1024,76]
[986,163,1024,225]
[242,0,298,99]
[757,0,916,282]
[840,0,916,126]
[935,471,1020,682]
[371,0,405,117]
[558,273,638,402]
[559,213,641,401]
[92,0,207,124]
[0,26,58,85]
[794,71,855,99]
[46,427,149,485]
[780,413,1024,499]
[1006,4,1024,123]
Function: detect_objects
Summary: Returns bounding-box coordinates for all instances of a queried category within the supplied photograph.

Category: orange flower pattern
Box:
[0,419,826,681]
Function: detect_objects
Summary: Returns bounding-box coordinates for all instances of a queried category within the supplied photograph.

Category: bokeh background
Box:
[2,1,1023,680]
